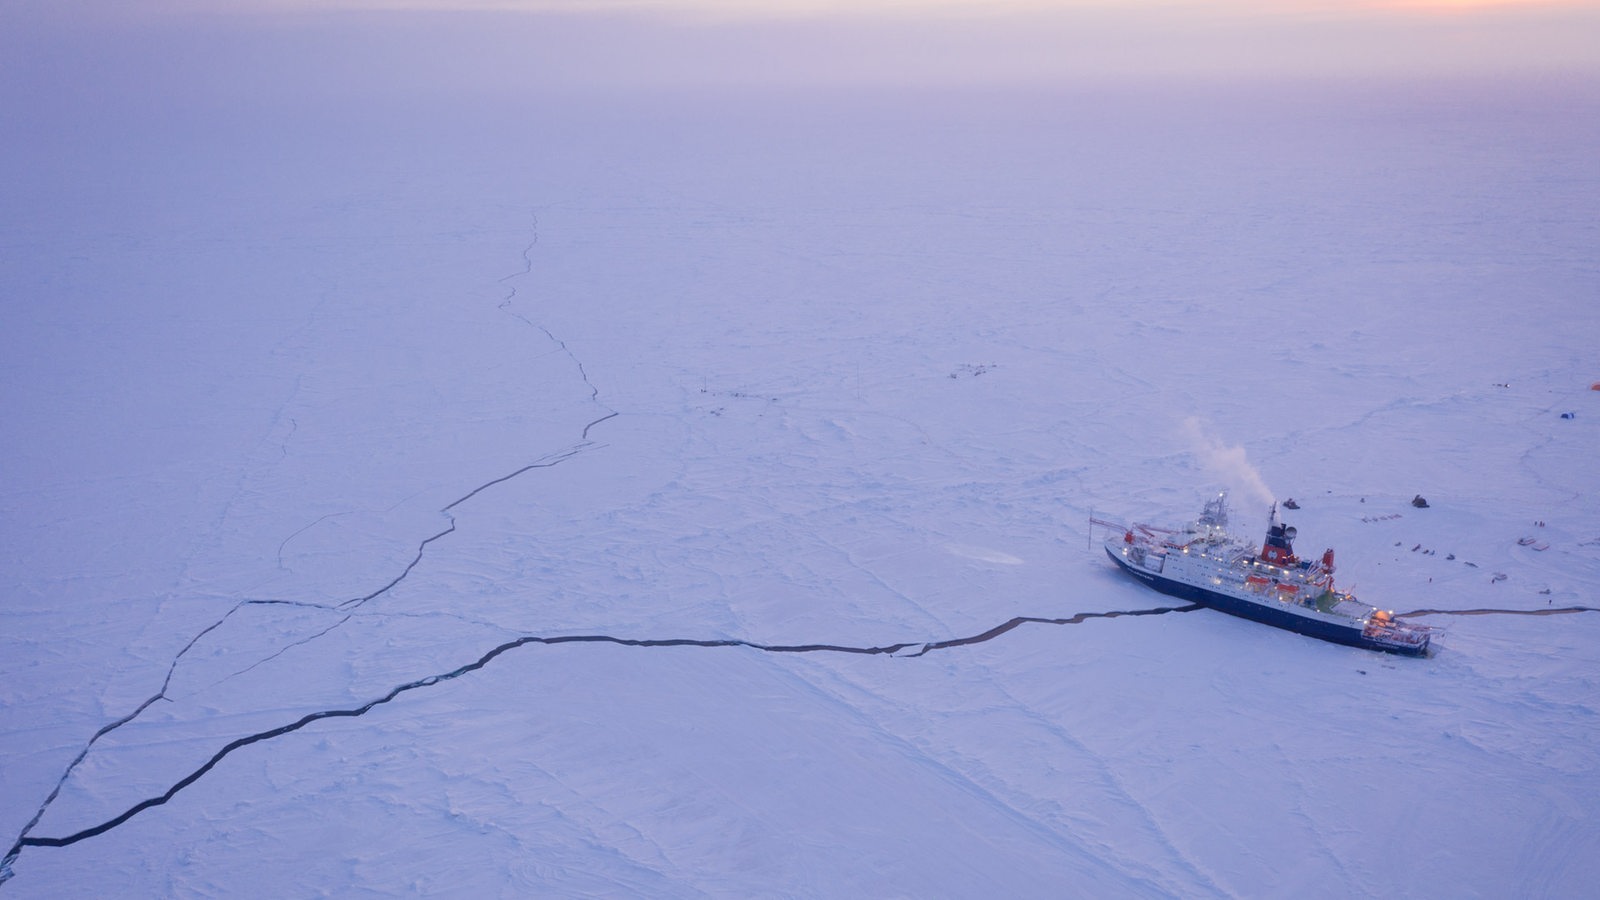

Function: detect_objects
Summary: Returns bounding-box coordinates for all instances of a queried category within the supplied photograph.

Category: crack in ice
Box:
[0,433,614,885]
[1,215,618,886]
[1399,606,1599,618]
[2,601,1203,872]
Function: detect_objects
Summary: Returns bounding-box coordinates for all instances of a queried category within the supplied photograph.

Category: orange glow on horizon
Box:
[1360,0,1595,10]
[37,0,1600,86]
[135,0,1600,14]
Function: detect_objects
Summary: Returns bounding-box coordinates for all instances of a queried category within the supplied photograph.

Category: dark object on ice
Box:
[1560,412,1575,419]
[1411,544,1421,552]
[1283,498,1300,509]
[1464,561,1478,567]
[1446,553,1455,560]
[1411,495,1430,508]
[1491,573,1508,583]
[1095,496,1432,656]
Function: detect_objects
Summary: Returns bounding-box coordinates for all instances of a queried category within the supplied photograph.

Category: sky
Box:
[5,0,1599,95]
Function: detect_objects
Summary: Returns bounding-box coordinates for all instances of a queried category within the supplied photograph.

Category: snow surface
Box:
[4,19,1600,898]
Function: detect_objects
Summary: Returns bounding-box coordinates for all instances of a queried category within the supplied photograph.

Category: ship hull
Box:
[1106,546,1428,657]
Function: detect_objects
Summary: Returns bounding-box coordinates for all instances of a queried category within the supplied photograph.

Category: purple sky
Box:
[6,0,1598,96]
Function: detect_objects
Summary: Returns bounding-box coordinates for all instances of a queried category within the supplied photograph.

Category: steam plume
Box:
[1181,418,1276,511]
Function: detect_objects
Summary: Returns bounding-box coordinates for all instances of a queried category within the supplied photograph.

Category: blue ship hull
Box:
[1106,546,1428,657]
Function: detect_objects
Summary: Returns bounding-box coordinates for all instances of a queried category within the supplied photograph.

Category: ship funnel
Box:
[1260,506,1297,565]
